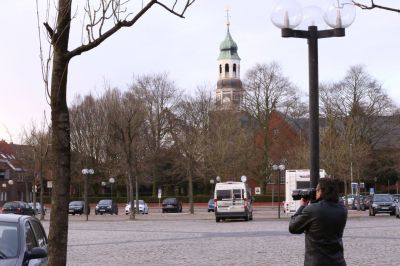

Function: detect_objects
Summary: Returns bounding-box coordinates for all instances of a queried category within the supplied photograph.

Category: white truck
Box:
[284,169,326,214]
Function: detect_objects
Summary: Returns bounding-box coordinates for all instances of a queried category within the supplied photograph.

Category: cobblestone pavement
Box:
[41,208,400,266]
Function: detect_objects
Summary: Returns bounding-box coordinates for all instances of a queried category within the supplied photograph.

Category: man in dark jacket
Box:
[289,178,347,266]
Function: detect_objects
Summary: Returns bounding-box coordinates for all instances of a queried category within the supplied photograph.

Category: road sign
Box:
[255,187,261,195]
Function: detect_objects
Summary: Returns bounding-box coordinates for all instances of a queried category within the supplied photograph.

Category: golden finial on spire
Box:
[225,6,230,29]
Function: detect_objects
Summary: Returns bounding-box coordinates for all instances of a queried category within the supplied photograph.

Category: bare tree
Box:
[320,65,397,196]
[36,1,195,264]
[169,88,214,213]
[102,88,146,220]
[243,62,304,193]
[136,73,182,196]
[22,121,51,221]
[353,1,400,13]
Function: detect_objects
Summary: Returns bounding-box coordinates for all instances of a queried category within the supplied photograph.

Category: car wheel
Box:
[396,211,400,218]
[100,213,103,215]
[390,212,395,216]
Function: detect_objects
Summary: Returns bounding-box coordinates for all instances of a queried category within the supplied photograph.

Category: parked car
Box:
[391,194,400,202]
[162,198,182,213]
[0,214,48,265]
[95,199,118,215]
[1,201,35,216]
[369,194,396,216]
[28,202,47,215]
[125,200,149,215]
[69,201,90,215]
[207,199,215,212]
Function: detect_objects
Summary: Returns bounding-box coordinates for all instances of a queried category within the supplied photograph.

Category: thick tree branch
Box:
[43,22,54,39]
[68,0,195,59]
[353,1,400,13]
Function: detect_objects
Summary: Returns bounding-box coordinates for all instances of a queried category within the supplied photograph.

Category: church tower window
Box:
[225,63,229,78]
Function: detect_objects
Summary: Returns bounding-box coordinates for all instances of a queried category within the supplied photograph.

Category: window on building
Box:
[233,64,237,77]
[225,63,229,78]
[272,128,279,139]
[219,64,222,74]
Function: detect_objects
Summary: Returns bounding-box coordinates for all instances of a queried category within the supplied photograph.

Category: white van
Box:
[214,181,253,222]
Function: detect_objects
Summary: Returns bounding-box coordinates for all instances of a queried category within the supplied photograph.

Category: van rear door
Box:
[216,189,244,212]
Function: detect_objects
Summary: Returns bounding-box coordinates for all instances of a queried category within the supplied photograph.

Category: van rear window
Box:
[233,189,243,199]
[216,190,231,200]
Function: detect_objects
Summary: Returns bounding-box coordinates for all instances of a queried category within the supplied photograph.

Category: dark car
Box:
[1,201,35,216]
[69,201,90,215]
[95,199,118,215]
[0,214,48,265]
[162,198,182,213]
[369,194,396,216]
[207,199,215,212]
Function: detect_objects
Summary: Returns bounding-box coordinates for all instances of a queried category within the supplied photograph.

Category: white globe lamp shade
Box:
[323,0,356,28]
[109,177,115,184]
[278,164,286,171]
[297,6,325,30]
[240,175,247,183]
[271,0,303,29]
[82,169,88,175]
[88,169,94,175]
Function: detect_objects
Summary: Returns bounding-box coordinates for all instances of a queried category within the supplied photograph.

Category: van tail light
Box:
[1,208,4,213]
[214,199,217,210]
[244,198,248,208]
[16,208,22,213]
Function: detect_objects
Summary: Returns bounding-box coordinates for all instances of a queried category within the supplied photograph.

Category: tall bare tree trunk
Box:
[47,1,72,264]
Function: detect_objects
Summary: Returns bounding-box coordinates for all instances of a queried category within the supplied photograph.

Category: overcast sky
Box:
[1,0,399,143]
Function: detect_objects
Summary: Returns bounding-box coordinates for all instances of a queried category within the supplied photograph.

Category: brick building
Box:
[0,140,34,204]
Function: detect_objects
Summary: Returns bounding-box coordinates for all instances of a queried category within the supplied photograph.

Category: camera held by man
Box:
[291,188,316,201]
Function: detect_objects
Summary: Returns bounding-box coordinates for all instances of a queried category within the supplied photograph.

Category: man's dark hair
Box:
[318,178,339,202]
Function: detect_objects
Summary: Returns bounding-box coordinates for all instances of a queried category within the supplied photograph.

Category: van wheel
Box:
[244,214,249,221]
[216,217,220,223]
[249,213,253,221]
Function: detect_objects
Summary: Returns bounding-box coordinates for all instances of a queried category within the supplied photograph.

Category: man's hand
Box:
[300,198,310,206]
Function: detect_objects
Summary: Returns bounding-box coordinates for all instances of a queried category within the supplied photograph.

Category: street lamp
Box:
[82,168,94,221]
[216,176,221,183]
[109,177,115,199]
[271,0,355,189]
[272,164,285,219]
[1,183,6,202]
[210,179,215,196]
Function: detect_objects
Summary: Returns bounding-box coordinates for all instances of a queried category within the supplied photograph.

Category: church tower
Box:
[215,10,243,111]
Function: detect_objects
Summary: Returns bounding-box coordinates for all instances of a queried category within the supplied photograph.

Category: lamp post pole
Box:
[82,169,94,221]
[210,179,215,196]
[109,177,115,200]
[273,164,285,219]
[272,1,355,189]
